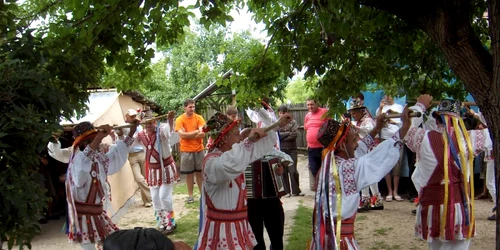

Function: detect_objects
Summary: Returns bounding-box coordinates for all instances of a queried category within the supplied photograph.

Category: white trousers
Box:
[151,183,173,212]
[361,183,380,198]
[428,239,470,250]
[486,160,496,203]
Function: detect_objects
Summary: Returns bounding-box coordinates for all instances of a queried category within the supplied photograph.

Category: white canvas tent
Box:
[60,89,162,216]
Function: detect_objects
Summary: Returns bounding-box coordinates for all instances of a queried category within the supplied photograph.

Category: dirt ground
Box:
[16,155,497,250]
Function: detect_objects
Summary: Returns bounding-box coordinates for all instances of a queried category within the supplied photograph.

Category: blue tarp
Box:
[346,90,478,177]
[347,91,478,117]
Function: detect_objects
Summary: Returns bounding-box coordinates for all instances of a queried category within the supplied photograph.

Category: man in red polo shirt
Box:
[304,98,328,185]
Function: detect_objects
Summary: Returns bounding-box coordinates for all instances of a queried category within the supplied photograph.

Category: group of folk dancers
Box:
[48,94,493,250]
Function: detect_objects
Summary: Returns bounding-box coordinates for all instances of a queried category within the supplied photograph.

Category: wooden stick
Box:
[385,112,422,119]
[247,117,290,141]
[431,101,477,106]
[62,113,172,131]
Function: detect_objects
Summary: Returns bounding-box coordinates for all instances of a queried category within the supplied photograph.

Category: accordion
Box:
[245,156,286,199]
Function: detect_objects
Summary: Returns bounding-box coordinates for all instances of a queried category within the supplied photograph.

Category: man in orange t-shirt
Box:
[175,99,206,203]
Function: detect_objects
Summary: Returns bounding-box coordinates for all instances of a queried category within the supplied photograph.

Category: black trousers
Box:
[247,198,285,250]
[406,145,418,198]
[281,149,301,195]
[308,147,323,178]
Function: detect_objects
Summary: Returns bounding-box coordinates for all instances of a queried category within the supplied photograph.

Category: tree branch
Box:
[489,0,500,105]
[361,0,493,104]
[260,1,309,67]
[20,0,64,25]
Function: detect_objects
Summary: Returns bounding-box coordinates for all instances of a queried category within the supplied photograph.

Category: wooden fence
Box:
[284,104,309,152]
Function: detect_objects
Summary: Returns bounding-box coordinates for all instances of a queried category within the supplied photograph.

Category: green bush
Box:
[0,7,97,249]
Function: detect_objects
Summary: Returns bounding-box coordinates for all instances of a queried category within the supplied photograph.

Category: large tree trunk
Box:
[362,0,500,248]
[487,0,500,248]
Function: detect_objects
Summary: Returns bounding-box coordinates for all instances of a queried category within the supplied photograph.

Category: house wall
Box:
[92,94,143,216]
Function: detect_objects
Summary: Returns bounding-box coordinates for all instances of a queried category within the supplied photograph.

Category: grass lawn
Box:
[168,182,201,246]
[285,201,314,250]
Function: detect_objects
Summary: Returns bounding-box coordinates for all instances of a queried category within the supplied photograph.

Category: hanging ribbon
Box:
[157,120,164,169]
[443,117,469,230]
[331,154,342,248]
[457,118,475,238]
[442,115,458,240]
[440,120,450,238]
[325,152,335,248]
[314,151,329,248]
[440,115,476,239]
[451,117,470,228]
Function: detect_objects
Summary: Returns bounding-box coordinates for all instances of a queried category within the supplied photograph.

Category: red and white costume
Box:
[133,122,180,230]
[405,103,492,250]
[353,115,382,206]
[49,136,134,249]
[196,130,279,250]
[311,133,403,250]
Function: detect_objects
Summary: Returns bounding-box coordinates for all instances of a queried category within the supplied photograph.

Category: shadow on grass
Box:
[285,204,313,250]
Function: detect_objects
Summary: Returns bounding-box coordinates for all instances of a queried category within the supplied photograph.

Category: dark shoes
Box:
[160,224,177,235]
[358,197,371,213]
[488,214,496,221]
[411,209,417,215]
[370,196,384,210]
[285,193,304,198]
[38,217,48,224]
[475,193,489,200]
[488,207,497,221]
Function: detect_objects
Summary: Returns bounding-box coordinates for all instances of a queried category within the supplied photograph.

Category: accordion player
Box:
[245,155,288,199]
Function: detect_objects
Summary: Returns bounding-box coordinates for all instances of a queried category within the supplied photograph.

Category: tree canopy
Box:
[283,77,316,105]
[3,0,500,248]
[136,26,289,112]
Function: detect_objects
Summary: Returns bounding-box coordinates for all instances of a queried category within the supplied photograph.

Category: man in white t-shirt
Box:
[376,95,404,202]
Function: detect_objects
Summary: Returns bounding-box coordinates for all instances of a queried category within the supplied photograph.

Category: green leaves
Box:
[0,10,95,248]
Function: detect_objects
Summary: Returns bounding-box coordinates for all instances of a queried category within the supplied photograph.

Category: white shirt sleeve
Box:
[265,148,294,164]
[47,141,72,163]
[469,128,493,156]
[105,137,135,175]
[354,136,402,190]
[70,149,93,188]
[204,131,278,183]
[160,122,180,146]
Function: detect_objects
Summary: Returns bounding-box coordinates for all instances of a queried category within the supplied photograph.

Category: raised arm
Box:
[203,130,279,183]
[353,133,404,190]
[160,122,180,146]
[47,141,72,163]
[95,124,137,175]
[408,95,433,128]
[358,118,375,138]
[105,137,135,175]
